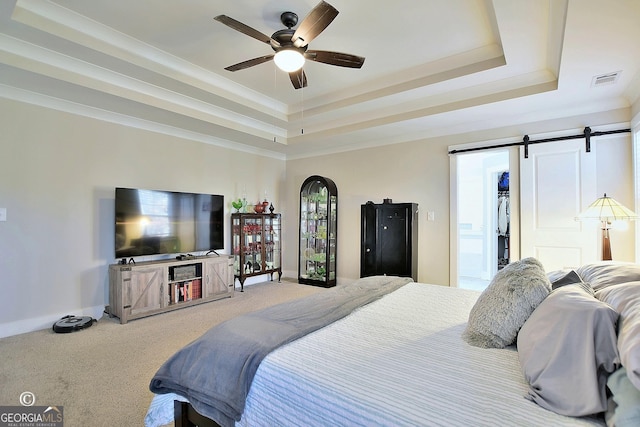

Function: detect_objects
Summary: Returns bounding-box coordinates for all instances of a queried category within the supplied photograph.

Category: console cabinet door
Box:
[204,258,233,297]
[125,266,164,317]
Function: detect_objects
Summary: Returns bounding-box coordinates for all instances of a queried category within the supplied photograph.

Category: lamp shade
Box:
[274,49,305,72]
[575,193,636,261]
[576,193,638,222]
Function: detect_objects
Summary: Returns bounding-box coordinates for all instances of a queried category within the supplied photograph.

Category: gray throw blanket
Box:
[149,276,413,427]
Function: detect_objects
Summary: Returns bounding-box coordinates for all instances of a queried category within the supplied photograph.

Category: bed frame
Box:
[174,401,219,427]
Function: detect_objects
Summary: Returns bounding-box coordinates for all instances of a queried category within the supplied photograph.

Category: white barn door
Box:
[520,139,597,271]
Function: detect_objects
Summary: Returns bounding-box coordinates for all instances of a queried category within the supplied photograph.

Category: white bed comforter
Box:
[147,282,605,427]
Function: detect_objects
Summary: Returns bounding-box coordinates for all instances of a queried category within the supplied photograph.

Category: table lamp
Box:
[576,193,637,260]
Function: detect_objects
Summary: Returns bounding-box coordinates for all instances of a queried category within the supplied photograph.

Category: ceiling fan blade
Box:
[214,15,279,47]
[305,50,365,68]
[289,68,308,89]
[291,1,338,48]
[224,54,274,72]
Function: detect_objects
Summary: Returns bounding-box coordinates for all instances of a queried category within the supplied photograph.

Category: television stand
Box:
[108,255,234,324]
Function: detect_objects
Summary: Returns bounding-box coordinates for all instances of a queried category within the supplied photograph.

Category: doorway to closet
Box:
[455,150,509,291]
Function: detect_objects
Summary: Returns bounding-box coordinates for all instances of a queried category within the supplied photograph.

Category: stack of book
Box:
[169,279,202,303]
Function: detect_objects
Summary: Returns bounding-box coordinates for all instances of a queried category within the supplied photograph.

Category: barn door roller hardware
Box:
[448,127,630,158]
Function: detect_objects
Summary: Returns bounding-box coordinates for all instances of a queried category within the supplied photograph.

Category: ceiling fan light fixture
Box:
[274,49,305,72]
[215,2,364,88]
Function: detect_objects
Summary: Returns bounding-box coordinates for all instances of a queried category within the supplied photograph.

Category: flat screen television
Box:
[115,187,224,259]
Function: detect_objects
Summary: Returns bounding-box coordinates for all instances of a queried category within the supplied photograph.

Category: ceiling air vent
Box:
[591,71,621,87]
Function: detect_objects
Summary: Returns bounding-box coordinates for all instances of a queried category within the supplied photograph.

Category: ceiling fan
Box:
[214,1,365,89]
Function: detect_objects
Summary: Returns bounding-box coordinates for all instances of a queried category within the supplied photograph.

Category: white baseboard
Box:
[0,304,105,339]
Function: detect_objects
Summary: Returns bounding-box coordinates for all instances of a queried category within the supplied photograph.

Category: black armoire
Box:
[360,201,418,281]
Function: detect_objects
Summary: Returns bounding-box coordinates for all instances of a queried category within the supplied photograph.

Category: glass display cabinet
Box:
[231,213,281,291]
[299,176,338,287]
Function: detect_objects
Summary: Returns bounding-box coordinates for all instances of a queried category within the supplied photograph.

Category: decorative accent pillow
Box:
[546,268,572,283]
[462,257,551,349]
[595,281,640,391]
[517,283,620,416]
[550,269,591,293]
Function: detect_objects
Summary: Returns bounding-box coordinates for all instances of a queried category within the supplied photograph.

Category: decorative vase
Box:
[254,203,265,213]
[231,199,243,213]
[269,202,274,213]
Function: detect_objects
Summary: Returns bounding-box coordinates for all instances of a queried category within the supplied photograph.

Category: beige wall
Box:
[283,141,452,286]
[0,98,285,337]
[283,126,636,286]
[0,96,635,338]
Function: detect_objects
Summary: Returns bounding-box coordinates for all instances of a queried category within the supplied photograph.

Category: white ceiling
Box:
[1,0,639,158]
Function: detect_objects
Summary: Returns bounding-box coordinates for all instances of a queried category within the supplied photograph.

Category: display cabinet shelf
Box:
[299,176,338,287]
[231,213,282,291]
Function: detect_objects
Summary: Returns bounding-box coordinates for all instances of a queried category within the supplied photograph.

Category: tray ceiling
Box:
[1,0,639,158]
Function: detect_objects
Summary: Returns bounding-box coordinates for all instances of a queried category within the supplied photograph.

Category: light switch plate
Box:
[427,211,435,221]
[0,208,6,221]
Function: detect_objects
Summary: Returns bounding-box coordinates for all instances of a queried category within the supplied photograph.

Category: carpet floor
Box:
[0,279,323,427]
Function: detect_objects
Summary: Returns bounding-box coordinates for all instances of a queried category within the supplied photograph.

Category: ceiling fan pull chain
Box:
[273,64,278,143]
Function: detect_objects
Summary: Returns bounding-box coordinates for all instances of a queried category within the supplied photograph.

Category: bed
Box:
[145,260,640,427]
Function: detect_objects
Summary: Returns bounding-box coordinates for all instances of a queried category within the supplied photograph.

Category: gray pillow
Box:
[517,283,620,416]
[577,262,640,292]
[550,270,591,294]
[547,268,573,283]
[595,281,640,391]
[462,257,551,349]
